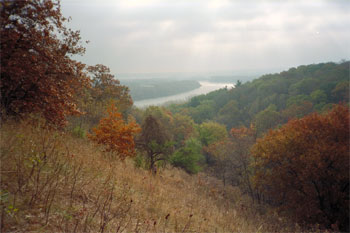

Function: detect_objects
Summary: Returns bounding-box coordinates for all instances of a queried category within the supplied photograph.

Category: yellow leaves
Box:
[88,102,141,160]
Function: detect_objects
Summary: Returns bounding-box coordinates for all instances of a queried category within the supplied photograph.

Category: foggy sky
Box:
[61,0,350,74]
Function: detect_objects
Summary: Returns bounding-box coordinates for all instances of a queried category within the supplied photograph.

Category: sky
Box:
[61,0,350,75]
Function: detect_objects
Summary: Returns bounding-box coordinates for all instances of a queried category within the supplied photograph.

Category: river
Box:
[134,81,234,108]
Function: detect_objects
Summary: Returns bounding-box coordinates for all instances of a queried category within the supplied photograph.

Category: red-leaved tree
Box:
[252,104,349,231]
[1,0,89,126]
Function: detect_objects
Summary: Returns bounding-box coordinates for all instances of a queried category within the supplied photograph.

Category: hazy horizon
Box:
[61,0,350,75]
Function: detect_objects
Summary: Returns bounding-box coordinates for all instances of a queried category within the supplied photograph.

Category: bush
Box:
[170,138,204,174]
[72,126,86,138]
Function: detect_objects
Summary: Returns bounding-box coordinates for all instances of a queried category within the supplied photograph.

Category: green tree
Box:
[199,121,228,147]
[310,89,327,104]
[216,100,242,129]
[138,115,173,173]
[199,121,228,165]
[170,138,204,174]
[235,80,242,87]
[254,105,281,136]
[190,100,216,124]
[332,81,349,103]
[172,113,197,148]
[286,95,312,107]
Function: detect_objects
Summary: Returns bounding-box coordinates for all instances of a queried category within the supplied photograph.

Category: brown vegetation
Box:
[1,0,89,126]
[0,119,325,232]
[252,104,349,231]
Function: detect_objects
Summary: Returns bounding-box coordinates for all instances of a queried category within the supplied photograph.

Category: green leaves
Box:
[199,121,227,146]
[170,138,204,174]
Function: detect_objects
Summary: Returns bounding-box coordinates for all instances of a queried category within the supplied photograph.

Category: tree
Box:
[1,0,89,126]
[252,104,349,231]
[143,106,174,140]
[190,100,216,124]
[138,115,173,173]
[281,101,313,122]
[87,64,132,114]
[332,81,349,103]
[199,121,228,147]
[199,121,228,164]
[73,64,133,129]
[172,113,197,148]
[88,103,141,160]
[170,138,204,174]
[216,100,242,129]
[207,125,257,199]
[310,89,327,104]
[253,104,281,136]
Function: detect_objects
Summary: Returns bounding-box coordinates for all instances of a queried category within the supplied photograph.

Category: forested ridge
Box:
[1,0,349,232]
[168,61,349,133]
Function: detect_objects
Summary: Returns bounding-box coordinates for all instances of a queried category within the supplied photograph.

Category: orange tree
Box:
[88,103,141,160]
[1,0,89,126]
[251,104,349,231]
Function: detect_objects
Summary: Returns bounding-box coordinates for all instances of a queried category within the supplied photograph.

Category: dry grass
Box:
[0,120,324,232]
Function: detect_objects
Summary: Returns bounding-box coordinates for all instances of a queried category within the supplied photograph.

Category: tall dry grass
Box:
[0,119,324,232]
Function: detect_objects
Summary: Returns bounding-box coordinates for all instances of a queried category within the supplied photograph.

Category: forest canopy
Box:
[0,0,349,231]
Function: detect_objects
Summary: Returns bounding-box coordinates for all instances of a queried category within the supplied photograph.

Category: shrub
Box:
[170,138,204,174]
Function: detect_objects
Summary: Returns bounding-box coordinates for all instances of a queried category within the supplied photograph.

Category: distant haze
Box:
[61,0,350,74]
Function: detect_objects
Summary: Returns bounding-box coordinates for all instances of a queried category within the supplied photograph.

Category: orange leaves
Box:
[251,104,349,230]
[88,103,141,160]
[230,125,256,139]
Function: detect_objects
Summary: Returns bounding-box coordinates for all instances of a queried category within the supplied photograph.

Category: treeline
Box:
[210,75,255,83]
[168,61,349,134]
[120,79,200,101]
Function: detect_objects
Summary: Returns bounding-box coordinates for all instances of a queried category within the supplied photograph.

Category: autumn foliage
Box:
[252,104,349,231]
[88,103,140,159]
[206,125,256,197]
[1,0,89,125]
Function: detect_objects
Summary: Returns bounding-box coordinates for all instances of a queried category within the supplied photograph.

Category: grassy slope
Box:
[1,120,318,232]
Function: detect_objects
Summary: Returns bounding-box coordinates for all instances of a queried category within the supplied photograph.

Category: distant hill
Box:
[168,61,349,134]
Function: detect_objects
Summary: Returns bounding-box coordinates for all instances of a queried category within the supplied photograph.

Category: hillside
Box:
[0,120,312,232]
[168,61,349,133]
[1,1,348,232]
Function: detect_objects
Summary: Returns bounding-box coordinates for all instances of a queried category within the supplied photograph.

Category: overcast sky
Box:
[61,0,350,74]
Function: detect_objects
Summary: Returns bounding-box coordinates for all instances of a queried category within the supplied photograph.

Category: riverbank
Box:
[134,81,234,108]
[121,79,201,101]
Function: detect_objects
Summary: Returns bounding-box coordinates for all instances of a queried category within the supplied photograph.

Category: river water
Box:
[134,81,234,108]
